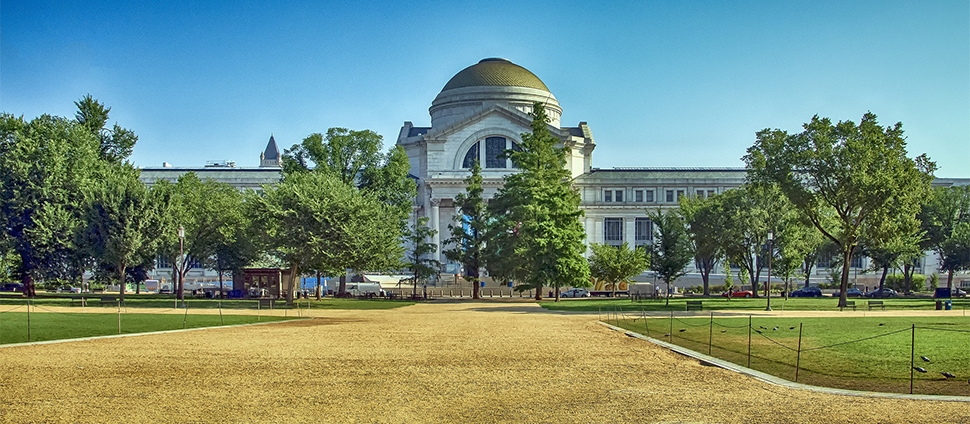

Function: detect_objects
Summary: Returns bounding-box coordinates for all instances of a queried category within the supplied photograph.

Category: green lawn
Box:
[0,311,296,345]
[0,294,414,310]
[613,315,970,396]
[540,296,970,312]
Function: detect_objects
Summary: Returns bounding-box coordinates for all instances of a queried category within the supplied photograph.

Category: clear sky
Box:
[2,1,968,176]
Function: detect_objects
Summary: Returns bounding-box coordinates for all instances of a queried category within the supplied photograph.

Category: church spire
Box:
[260,134,281,167]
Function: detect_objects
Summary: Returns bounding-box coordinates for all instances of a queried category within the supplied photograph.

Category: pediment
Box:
[422,104,560,142]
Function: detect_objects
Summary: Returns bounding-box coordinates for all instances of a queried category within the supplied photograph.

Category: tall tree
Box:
[445,161,488,299]
[745,113,934,307]
[405,216,440,299]
[588,242,649,298]
[82,164,155,303]
[718,185,785,295]
[282,128,382,185]
[74,94,137,164]
[0,113,100,297]
[647,209,692,306]
[487,103,590,300]
[919,186,970,291]
[679,194,725,296]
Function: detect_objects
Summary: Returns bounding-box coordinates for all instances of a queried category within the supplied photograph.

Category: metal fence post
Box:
[708,312,714,355]
[910,324,915,395]
[747,315,752,368]
[117,300,122,334]
[182,301,188,329]
[795,323,803,382]
[26,300,31,342]
[668,311,673,343]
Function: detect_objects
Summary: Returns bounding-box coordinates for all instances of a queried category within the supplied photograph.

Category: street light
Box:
[765,231,773,311]
[178,225,185,299]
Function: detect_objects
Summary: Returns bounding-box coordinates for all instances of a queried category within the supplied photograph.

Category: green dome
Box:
[441,58,550,92]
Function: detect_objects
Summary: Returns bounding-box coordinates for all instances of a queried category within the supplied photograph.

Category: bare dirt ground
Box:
[1,301,968,423]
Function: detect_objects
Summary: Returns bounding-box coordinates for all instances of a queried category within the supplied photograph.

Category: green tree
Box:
[588,242,648,298]
[81,164,155,302]
[0,113,100,297]
[74,94,137,164]
[679,194,725,296]
[445,161,489,299]
[718,185,786,296]
[647,209,692,306]
[744,113,934,307]
[487,103,590,300]
[360,145,417,229]
[919,186,970,291]
[282,128,382,185]
[405,216,440,299]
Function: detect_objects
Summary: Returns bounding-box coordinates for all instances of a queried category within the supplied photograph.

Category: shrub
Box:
[883,274,926,292]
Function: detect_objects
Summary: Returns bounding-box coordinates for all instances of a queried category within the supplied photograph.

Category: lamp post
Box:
[765,231,773,312]
[178,225,185,300]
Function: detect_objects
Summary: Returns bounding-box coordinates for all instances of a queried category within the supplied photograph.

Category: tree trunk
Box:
[837,247,853,308]
[316,271,322,300]
[665,280,670,306]
[534,284,542,301]
[946,269,954,291]
[286,263,298,305]
[903,263,914,293]
[701,262,711,296]
[218,270,224,298]
[803,258,812,288]
[118,265,126,304]
[22,272,36,298]
[878,265,889,291]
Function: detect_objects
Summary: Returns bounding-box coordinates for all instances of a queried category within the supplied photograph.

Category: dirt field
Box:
[1,301,968,423]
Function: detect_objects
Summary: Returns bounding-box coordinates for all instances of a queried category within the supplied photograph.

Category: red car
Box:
[722,290,754,298]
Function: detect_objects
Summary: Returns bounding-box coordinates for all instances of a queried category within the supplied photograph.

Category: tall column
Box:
[430,198,441,262]
[624,216,636,248]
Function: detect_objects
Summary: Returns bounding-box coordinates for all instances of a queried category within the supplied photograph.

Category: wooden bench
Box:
[840,301,856,311]
[99,296,117,306]
[686,300,703,311]
[868,300,885,310]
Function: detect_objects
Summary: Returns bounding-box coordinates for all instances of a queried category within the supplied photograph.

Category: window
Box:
[635,218,652,243]
[462,142,480,168]
[614,190,623,202]
[604,190,623,202]
[644,190,654,202]
[666,190,674,202]
[850,255,864,268]
[604,190,612,202]
[462,137,520,169]
[676,190,685,200]
[485,137,506,168]
[817,255,833,269]
[604,218,623,244]
[635,190,643,203]
[707,190,715,198]
[696,190,704,198]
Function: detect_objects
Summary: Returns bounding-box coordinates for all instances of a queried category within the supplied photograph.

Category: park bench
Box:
[868,300,885,310]
[686,300,703,311]
[840,301,856,311]
[99,296,117,306]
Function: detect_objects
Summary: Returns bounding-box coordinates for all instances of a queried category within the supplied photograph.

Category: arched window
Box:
[462,137,520,169]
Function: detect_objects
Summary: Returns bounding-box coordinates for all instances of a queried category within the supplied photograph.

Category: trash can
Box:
[936,300,943,310]
[945,299,953,310]
[480,281,486,288]
[507,281,513,287]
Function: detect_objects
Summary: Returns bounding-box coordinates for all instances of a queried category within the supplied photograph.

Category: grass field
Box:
[541,296,970,312]
[0,294,414,310]
[0,309,297,345]
[613,314,970,396]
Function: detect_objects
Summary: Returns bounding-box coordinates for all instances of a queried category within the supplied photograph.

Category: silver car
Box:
[561,288,590,298]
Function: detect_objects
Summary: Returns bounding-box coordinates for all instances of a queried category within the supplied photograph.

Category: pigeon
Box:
[721,330,727,333]
[789,326,796,330]
[679,329,686,332]
[921,356,931,362]
[878,323,885,326]
[942,372,956,379]
[759,326,767,330]
[914,367,927,373]
[773,326,779,331]
[664,333,670,337]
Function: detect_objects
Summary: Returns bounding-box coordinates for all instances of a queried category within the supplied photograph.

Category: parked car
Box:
[722,290,753,298]
[956,288,968,298]
[832,288,864,298]
[561,288,591,298]
[789,287,822,298]
[1,283,24,292]
[56,286,81,293]
[865,288,898,298]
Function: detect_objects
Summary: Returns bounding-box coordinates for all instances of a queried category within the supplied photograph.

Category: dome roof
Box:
[441,58,550,92]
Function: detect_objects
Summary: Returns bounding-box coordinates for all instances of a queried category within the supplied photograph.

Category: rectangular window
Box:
[635,190,643,203]
[676,190,685,200]
[696,190,704,198]
[850,255,864,268]
[817,255,832,269]
[614,190,623,202]
[604,190,612,202]
[635,218,653,242]
[604,218,623,244]
[485,137,507,168]
[644,190,654,202]
[707,190,715,198]
[665,190,674,202]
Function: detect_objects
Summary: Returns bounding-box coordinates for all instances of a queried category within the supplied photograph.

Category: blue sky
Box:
[2,1,968,176]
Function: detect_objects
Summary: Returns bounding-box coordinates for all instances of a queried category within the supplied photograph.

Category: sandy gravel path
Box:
[1,301,968,423]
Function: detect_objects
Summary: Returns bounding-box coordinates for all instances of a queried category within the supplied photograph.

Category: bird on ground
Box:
[914,367,927,373]
[921,356,931,362]
[664,333,670,337]
[878,323,885,326]
[773,326,779,331]
[759,326,767,330]
[942,372,956,379]
[789,326,796,330]
[679,329,686,332]
[721,330,727,333]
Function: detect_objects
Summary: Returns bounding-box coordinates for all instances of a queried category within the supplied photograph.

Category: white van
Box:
[346,283,383,297]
